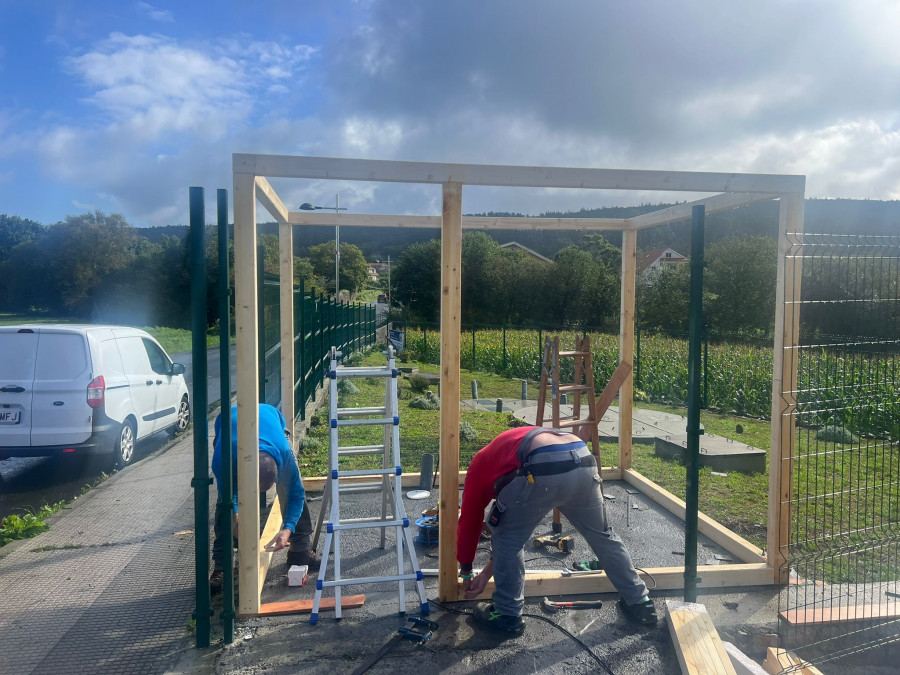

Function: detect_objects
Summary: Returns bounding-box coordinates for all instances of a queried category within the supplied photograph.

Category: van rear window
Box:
[35,334,89,380]
[0,333,38,380]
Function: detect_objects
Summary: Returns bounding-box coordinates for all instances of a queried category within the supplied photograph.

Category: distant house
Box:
[367,266,378,282]
[638,248,688,283]
[499,241,552,263]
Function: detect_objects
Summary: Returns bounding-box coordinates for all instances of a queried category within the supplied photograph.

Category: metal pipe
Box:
[189,187,211,648]
[684,205,706,602]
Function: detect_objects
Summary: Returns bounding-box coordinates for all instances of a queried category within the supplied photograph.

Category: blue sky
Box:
[2,1,900,227]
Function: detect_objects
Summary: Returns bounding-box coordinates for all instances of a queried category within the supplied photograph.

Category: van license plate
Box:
[0,411,20,424]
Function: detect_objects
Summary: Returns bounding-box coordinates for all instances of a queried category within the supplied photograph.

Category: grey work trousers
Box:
[489,463,648,617]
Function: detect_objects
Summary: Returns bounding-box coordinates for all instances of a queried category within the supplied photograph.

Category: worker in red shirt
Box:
[457,425,656,634]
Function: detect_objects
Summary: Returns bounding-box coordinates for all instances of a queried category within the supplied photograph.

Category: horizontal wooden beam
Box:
[449,563,774,600]
[780,602,900,626]
[762,647,826,675]
[288,212,630,231]
[234,153,806,194]
[627,192,780,230]
[255,176,289,224]
[667,600,737,675]
[302,467,622,493]
[623,469,767,565]
[239,595,366,618]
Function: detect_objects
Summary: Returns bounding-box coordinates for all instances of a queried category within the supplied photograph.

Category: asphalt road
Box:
[0,346,236,522]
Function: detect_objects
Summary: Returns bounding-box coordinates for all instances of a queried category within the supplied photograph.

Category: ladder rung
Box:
[320,573,420,588]
[334,367,394,378]
[338,445,385,456]
[337,516,396,526]
[334,468,399,478]
[337,417,396,427]
[558,350,590,357]
[338,483,383,493]
[329,518,407,531]
[557,384,591,393]
[337,406,386,416]
[558,419,595,428]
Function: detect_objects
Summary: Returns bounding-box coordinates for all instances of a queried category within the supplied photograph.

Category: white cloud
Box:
[136,2,175,24]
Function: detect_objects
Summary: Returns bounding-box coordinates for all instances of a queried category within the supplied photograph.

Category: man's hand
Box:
[264,528,292,553]
[462,559,494,599]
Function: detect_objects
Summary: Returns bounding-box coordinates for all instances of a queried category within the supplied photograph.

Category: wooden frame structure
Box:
[232,154,805,615]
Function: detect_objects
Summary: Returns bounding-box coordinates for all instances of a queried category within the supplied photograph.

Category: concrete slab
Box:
[655,434,767,474]
[515,404,689,442]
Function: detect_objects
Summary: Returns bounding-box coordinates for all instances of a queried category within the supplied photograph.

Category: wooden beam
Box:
[301,467,623,493]
[279,220,295,431]
[257,494,282,592]
[254,176,288,224]
[595,361,632,421]
[618,229,637,470]
[627,192,779,231]
[623,469,766,563]
[240,595,366,618]
[762,647,826,675]
[233,171,262,616]
[768,193,804,583]
[455,563,774,600]
[288,212,630,231]
[233,153,806,194]
[666,600,737,675]
[438,182,463,603]
[780,602,900,626]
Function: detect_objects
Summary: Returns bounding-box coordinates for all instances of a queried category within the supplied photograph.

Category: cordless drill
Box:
[533,534,575,554]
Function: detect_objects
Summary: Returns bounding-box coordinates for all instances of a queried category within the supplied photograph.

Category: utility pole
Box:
[387,254,391,307]
[334,194,340,301]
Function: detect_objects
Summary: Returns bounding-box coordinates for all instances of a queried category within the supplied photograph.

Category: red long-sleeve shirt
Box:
[457,426,536,567]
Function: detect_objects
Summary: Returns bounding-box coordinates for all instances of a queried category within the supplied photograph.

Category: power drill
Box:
[533,534,575,554]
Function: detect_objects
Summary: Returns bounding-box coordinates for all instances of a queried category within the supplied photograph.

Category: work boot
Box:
[286,549,321,573]
[619,597,658,625]
[472,602,525,635]
[209,569,225,596]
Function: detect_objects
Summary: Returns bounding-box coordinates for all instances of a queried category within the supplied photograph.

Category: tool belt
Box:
[525,453,596,476]
[517,427,595,478]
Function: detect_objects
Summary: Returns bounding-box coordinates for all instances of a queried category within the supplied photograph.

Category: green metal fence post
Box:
[502,323,507,370]
[215,189,234,644]
[684,205,706,603]
[189,187,211,649]
[472,324,477,369]
[298,279,305,420]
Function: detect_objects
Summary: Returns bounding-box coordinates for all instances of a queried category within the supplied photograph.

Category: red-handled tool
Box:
[542,597,603,613]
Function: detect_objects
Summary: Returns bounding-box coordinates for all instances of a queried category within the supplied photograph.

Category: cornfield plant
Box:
[405,325,900,438]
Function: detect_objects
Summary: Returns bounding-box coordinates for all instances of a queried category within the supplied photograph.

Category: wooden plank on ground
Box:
[666,600,737,675]
[762,647,825,675]
[241,594,366,618]
[779,602,900,625]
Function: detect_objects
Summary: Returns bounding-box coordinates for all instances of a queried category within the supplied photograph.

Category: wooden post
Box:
[233,172,262,616]
[279,221,295,435]
[768,192,804,583]
[619,229,637,469]
[438,182,462,602]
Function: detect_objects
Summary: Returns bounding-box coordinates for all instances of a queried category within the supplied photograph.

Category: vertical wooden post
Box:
[619,229,637,469]
[438,182,462,602]
[768,192,804,583]
[233,172,261,616]
[279,221,295,434]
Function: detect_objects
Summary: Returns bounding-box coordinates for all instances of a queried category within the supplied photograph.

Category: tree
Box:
[391,240,441,322]
[636,264,690,333]
[704,236,777,336]
[0,214,43,263]
[308,240,369,296]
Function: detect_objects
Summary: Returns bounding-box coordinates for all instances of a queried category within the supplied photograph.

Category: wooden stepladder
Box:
[310,346,429,624]
[536,335,603,533]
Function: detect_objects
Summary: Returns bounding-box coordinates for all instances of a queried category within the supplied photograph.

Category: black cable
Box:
[427,598,617,675]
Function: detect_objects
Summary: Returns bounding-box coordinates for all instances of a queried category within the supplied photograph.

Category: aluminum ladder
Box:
[310,346,429,623]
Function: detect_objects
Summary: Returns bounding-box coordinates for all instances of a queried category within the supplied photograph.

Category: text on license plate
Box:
[0,411,20,424]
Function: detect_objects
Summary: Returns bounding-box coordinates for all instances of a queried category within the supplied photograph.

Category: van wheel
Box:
[115,421,136,467]
[169,396,191,436]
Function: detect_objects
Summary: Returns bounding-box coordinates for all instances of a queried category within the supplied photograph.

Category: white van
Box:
[0,325,191,467]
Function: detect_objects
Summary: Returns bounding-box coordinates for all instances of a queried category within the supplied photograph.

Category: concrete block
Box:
[655,433,766,474]
[722,641,767,675]
[287,565,308,587]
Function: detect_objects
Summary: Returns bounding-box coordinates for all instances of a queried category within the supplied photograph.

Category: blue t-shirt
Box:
[211,404,305,532]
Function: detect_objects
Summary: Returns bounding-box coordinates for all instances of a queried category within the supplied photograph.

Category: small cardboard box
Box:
[287,564,308,587]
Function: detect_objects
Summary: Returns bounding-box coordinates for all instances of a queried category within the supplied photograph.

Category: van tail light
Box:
[87,375,105,409]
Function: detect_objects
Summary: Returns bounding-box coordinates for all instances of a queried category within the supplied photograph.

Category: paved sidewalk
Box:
[0,430,208,675]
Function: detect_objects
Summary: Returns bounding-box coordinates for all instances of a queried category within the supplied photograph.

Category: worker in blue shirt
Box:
[209,403,320,594]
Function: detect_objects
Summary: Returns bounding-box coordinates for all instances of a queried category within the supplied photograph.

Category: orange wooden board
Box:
[780,602,900,625]
[239,594,366,618]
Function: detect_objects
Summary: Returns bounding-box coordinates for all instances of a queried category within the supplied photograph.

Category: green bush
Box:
[816,425,859,444]
[460,420,478,442]
[337,379,359,396]
[408,374,432,393]
[409,390,440,410]
[299,435,324,453]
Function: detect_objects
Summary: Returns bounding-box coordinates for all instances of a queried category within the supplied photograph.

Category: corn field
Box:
[404,325,899,437]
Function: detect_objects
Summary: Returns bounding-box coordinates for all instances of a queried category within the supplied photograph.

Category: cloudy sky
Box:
[2,0,899,227]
